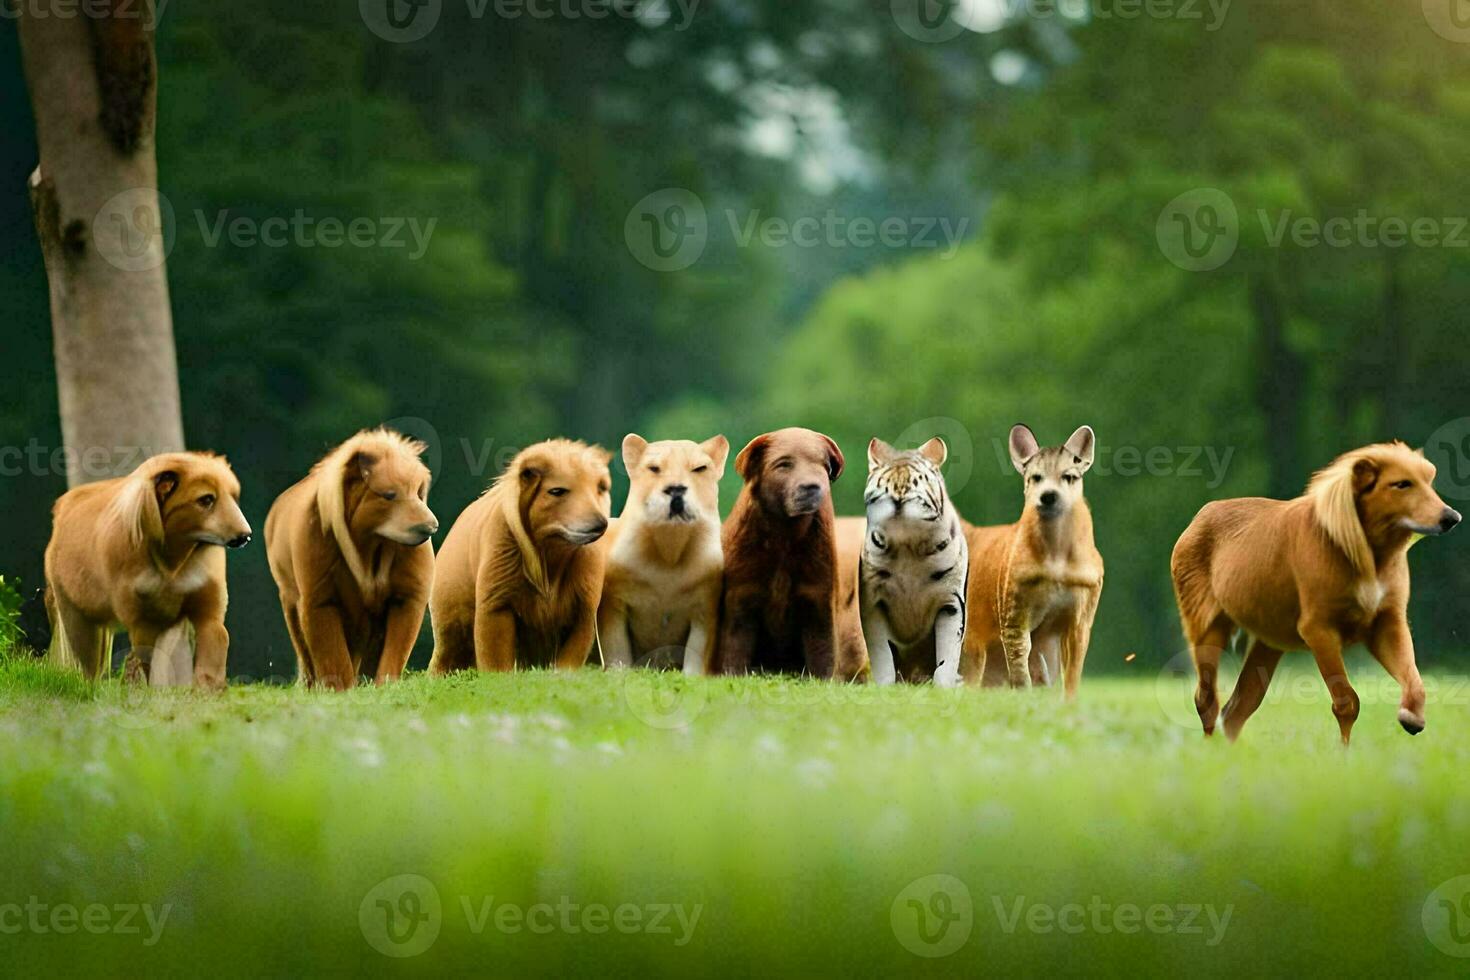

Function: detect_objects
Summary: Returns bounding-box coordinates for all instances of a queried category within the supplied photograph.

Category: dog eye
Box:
[648,465,661,475]
[599,483,610,494]
[774,459,793,470]
[1392,480,1412,490]
[547,487,569,497]
[692,465,708,473]
[1030,474,1043,484]
[1062,473,1078,484]
[198,494,215,508]
[379,490,398,501]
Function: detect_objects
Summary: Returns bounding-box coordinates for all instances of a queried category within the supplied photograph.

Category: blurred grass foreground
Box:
[3,658,1470,975]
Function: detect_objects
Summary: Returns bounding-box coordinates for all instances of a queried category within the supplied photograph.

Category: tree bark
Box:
[18,0,184,486]
[19,0,192,686]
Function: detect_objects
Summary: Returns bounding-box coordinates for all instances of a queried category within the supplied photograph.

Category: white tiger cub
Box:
[854,437,968,686]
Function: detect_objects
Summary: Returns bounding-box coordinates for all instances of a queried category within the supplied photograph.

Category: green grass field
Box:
[2,653,1470,977]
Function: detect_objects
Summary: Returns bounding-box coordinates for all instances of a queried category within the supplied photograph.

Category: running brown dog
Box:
[1171,441,1460,743]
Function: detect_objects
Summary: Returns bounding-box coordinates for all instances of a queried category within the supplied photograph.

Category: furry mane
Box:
[1305,441,1419,576]
[314,428,429,590]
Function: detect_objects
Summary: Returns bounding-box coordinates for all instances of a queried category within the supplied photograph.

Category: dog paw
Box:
[1398,709,1425,735]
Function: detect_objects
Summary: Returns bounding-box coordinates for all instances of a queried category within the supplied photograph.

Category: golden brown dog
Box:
[1172,441,1460,743]
[599,434,728,674]
[265,428,438,689]
[960,425,1104,698]
[718,427,866,679]
[44,451,252,688]
[429,439,612,672]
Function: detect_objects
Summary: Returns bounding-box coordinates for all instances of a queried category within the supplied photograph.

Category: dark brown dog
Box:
[718,427,865,679]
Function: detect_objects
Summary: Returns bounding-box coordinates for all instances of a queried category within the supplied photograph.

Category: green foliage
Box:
[0,575,24,657]
[1,670,1467,973]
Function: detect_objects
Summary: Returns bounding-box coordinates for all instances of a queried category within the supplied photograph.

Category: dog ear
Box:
[702,435,730,477]
[349,451,380,487]
[622,434,648,474]
[821,434,845,482]
[154,470,179,501]
[734,434,771,481]
[1352,456,1379,494]
[1064,425,1096,472]
[1009,424,1040,474]
[867,438,896,471]
[918,437,948,468]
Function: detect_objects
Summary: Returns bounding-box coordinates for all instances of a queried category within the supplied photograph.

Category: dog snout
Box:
[584,517,609,538]
[797,482,823,498]
[411,521,439,538]
[663,484,687,497]
[1440,508,1462,533]
[227,533,253,549]
[1039,490,1059,508]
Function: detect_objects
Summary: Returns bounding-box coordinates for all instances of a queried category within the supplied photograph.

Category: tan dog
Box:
[961,425,1103,697]
[599,434,728,674]
[44,452,252,689]
[718,427,866,679]
[264,428,438,689]
[1172,441,1460,743]
[429,439,612,672]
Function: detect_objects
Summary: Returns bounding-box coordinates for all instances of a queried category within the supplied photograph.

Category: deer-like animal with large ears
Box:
[960,424,1104,697]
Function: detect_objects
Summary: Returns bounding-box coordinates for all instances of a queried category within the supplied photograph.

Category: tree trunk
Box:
[19,0,192,686]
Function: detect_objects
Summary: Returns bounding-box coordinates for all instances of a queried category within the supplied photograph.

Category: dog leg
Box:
[999,617,1032,689]
[1060,590,1099,702]
[301,603,357,690]
[554,602,597,671]
[799,601,837,680]
[474,606,518,672]
[1188,615,1233,736]
[375,599,426,684]
[717,609,757,676]
[123,626,160,686]
[863,608,897,685]
[192,620,230,692]
[1220,638,1282,741]
[597,600,634,669]
[684,598,718,677]
[933,605,964,689]
[1368,613,1426,735]
[282,600,313,685]
[52,595,106,679]
[1302,623,1358,745]
[1029,631,1055,687]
